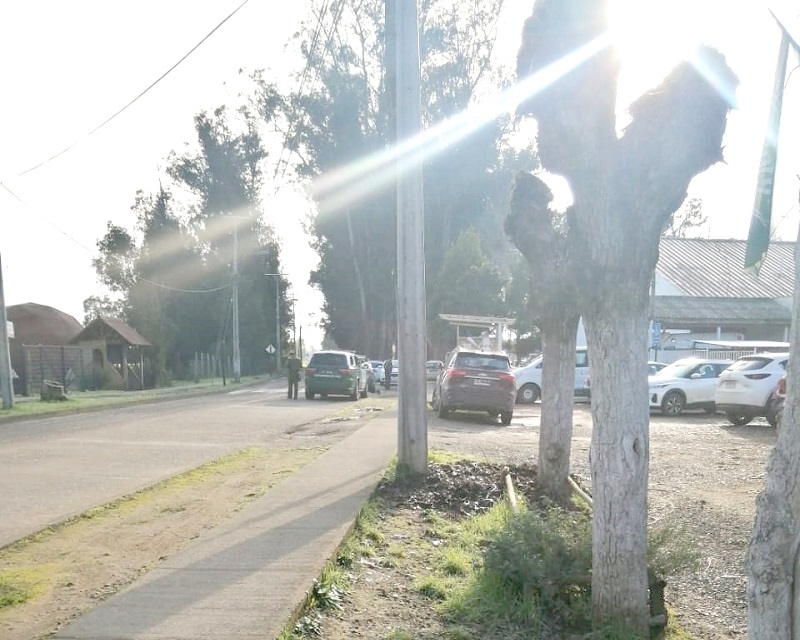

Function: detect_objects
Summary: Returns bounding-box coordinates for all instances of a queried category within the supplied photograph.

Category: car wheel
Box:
[350,385,359,401]
[517,383,540,404]
[726,412,753,426]
[500,411,512,426]
[360,383,368,398]
[437,399,449,419]
[661,390,685,416]
[368,381,376,393]
[764,398,782,427]
[305,389,314,400]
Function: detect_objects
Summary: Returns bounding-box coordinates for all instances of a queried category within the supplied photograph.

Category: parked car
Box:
[513,347,590,404]
[370,360,386,385]
[585,360,668,399]
[715,352,789,426]
[305,350,368,400]
[648,358,731,416]
[390,359,399,387]
[649,361,668,376]
[431,349,516,424]
[357,356,377,393]
[426,360,444,381]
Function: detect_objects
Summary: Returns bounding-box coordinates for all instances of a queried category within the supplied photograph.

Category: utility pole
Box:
[395,0,427,475]
[264,273,284,373]
[0,252,14,409]
[232,220,241,383]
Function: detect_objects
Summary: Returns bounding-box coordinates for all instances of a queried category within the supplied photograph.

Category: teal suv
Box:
[305,350,368,400]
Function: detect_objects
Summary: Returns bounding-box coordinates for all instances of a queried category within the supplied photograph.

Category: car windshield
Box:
[454,354,510,371]
[309,353,348,367]
[726,357,774,372]
[652,360,705,379]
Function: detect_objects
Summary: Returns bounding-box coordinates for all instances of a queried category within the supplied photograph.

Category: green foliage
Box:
[0,576,32,608]
[484,505,592,611]
[90,106,291,381]
[427,228,509,354]
[251,0,534,357]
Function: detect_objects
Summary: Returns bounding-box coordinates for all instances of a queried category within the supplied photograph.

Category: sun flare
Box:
[608,0,708,101]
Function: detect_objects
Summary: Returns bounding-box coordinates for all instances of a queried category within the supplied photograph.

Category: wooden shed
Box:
[71,317,151,390]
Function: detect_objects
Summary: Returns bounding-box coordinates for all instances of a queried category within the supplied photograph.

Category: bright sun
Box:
[608,0,709,104]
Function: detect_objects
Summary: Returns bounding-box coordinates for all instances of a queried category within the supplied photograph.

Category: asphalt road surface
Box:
[0,381,359,548]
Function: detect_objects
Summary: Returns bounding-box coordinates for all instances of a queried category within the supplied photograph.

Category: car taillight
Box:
[498,372,515,385]
[745,373,771,380]
[305,367,316,375]
[778,377,787,395]
[446,369,468,381]
[340,368,353,377]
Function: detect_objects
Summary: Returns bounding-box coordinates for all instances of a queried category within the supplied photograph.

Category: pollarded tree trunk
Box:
[585,298,651,635]
[748,230,800,639]
[539,313,580,503]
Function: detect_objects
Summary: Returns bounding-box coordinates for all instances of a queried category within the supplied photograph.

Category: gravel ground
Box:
[426,401,774,639]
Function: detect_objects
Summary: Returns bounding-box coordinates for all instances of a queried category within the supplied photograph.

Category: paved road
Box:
[0,380,361,548]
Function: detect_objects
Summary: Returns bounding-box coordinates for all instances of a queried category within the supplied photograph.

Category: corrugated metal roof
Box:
[657,237,795,298]
[653,296,792,323]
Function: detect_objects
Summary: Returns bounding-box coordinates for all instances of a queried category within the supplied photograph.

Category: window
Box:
[310,353,348,367]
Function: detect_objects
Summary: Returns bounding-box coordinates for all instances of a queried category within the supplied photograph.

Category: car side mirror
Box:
[690,373,701,379]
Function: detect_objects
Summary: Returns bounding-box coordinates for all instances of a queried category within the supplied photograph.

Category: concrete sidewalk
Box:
[54,410,398,640]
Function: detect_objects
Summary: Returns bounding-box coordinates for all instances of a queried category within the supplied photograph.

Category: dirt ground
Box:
[313,403,773,640]
[0,401,774,640]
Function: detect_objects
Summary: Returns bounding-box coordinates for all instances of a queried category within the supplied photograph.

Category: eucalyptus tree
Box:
[513,0,736,633]
[168,106,287,373]
[251,0,525,356]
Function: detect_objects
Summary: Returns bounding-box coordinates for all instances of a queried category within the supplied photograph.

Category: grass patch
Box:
[0,574,33,608]
[283,458,700,639]
[0,376,265,420]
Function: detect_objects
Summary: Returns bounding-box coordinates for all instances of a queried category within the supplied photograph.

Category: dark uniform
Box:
[287,352,303,399]
[383,358,393,390]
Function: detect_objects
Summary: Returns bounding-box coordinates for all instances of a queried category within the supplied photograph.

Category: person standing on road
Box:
[287,351,303,399]
[383,357,393,390]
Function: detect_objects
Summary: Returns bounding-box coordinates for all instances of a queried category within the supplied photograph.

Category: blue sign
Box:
[651,322,662,348]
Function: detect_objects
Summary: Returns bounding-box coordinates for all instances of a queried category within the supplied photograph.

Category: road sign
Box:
[265,344,276,354]
[651,322,662,348]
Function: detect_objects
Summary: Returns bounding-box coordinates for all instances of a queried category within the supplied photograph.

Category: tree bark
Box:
[538,313,580,503]
[585,303,650,635]
[747,230,800,639]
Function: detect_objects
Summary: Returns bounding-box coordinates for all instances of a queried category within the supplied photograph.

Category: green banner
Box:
[744,31,790,275]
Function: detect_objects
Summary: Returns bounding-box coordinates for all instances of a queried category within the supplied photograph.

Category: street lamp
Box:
[264,273,286,372]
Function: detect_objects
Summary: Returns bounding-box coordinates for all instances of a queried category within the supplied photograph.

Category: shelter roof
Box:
[6,302,82,345]
[71,317,151,347]
[438,314,516,327]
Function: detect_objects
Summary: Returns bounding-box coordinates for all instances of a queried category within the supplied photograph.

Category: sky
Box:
[1,0,799,349]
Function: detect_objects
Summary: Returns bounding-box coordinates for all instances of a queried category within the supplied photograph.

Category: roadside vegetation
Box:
[0,376,264,421]
[281,455,699,640]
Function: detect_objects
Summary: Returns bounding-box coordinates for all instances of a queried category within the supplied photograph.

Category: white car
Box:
[513,347,590,404]
[369,360,386,384]
[426,360,444,381]
[648,358,732,416]
[715,352,789,426]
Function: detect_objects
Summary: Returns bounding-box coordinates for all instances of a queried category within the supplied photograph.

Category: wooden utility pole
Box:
[0,252,14,409]
[394,0,427,475]
[232,220,241,383]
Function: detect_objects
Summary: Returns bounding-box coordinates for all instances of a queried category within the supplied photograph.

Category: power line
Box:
[1,181,94,253]
[13,0,251,179]
[1,181,233,295]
